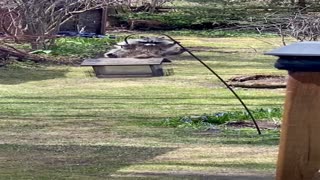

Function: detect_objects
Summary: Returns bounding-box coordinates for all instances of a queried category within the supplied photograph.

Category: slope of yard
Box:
[0,36,287,179]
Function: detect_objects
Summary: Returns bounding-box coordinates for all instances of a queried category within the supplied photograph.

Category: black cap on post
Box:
[265,41,320,71]
[266,42,320,180]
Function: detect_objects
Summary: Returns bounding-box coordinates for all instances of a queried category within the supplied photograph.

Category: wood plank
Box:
[93,65,152,75]
[276,72,320,180]
[96,74,153,78]
[100,8,107,35]
[81,58,171,66]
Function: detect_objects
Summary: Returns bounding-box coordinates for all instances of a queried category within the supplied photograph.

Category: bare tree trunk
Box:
[0,44,47,63]
[150,0,158,13]
[3,0,124,50]
[297,0,306,8]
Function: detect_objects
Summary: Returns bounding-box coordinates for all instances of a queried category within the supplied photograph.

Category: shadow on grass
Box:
[0,66,68,85]
[0,144,176,179]
[148,162,274,170]
[0,94,284,101]
[217,129,280,146]
[121,161,275,179]
[116,172,274,180]
[173,53,273,63]
[175,63,273,69]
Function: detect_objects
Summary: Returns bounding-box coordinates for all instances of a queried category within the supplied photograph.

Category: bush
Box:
[48,37,117,58]
[162,107,283,129]
[31,37,116,58]
[117,4,270,31]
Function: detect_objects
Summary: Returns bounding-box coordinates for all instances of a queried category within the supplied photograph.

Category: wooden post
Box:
[104,7,118,30]
[266,42,320,180]
[100,8,108,35]
[277,72,320,180]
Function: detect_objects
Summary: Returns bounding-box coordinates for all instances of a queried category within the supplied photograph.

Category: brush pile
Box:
[105,36,184,58]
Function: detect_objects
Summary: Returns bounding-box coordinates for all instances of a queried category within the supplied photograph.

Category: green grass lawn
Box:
[0,36,287,179]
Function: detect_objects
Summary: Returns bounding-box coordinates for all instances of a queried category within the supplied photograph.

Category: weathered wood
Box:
[81,58,171,66]
[228,75,286,88]
[150,65,164,76]
[0,45,46,63]
[93,65,152,76]
[228,82,286,89]
[100,8,107,35]
[276,72,320,180]
[81,57,173,78]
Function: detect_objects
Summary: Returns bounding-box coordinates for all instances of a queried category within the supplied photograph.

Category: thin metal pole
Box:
[123,34,262,135]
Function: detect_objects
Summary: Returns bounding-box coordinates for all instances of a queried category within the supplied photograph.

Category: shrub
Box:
[162,107,283,129]
[48,37,117,58]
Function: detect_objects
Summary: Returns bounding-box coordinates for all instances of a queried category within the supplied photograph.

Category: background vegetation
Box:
[0,35,286,178]
[115,0,320,39]
[0,0,307,179]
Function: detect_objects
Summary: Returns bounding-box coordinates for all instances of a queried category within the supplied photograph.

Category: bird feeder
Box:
[266,41,320,180]
[81,57,173,78]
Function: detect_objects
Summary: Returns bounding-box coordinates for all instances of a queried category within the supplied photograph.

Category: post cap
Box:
[265,42,320,71]
[265,42,320,57]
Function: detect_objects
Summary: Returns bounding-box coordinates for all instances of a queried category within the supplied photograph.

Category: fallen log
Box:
[0,44,46,63]
[228,75,287,88]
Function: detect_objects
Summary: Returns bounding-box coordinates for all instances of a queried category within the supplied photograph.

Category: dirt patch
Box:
[225,120,280,130]
[228,75,287,88]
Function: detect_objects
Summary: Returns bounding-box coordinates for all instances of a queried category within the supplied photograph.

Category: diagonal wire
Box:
[124,33,262,135]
